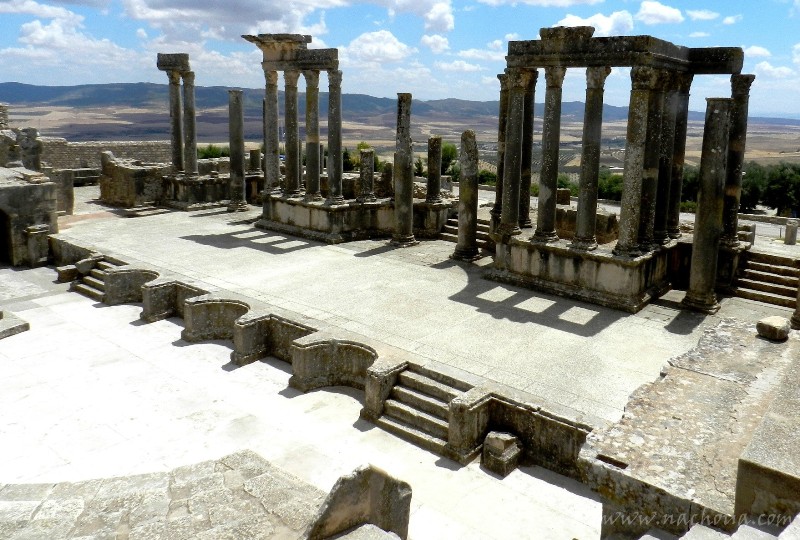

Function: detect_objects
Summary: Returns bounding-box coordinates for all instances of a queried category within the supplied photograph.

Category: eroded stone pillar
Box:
[573,66,611,250]
[614,66,658,257]
[498,68,532,238]
[490,73,509,235]
[533,66,566,243]
[359,149,376,202]
[327,70,344,204]
[264,70,280,193]
[227,90,248,212]
[682,98,732,314]
[426,135,442,203]
[519,70,538,228]
[667,73,694,238]
[654,73,679,244]
[182,71,198,176]
[721,74,755,246]
[167,71,184,172]
[284,70,301,196]
[392,93,417,246]
[638,70,667,251]
[453,130,481,261]
[304,70,322,201]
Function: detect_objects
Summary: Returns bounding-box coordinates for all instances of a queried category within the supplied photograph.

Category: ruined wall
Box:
[41,138,172,169]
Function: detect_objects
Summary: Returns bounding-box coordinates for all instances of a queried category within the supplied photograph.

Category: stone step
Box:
[740,269,799,288]
[745,261,800,279]
[96,260,119,271]
[442,224,458,235]
[383,399,449,440]
[122,206,172,218]
[374,414,447,455]
[89,268,107,280]
[397,371,462,403]
[736,278,797,299]
[439,232,458,243]
[82,275,105,291]
[409,363,472,392]
[390,385,449,420]
[681,524,729,539]
[746,252,800,270]
[733,287,796,309]
[73,282,105,302]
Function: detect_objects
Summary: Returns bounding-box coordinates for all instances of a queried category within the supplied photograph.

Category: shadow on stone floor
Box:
[181,229,321,255]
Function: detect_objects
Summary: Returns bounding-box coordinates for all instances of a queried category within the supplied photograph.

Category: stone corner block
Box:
[481,431,521,477]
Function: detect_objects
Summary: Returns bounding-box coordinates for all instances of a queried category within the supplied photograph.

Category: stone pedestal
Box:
[392,93,418,247]
[227,90,248,212]
[482,432,522,478]
[452,130,480,261]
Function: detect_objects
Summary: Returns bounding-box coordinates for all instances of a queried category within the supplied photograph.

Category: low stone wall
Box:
[41,138,172,169]
[99,151,169,208]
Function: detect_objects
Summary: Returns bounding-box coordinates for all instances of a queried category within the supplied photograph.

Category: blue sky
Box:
[1,0,799,117]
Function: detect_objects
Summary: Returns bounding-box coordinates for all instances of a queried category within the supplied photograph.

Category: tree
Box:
[414,157,425,177]
[441,142,458,175]
[680,165,700,202]
[478,170,497,185]
[342,147,355,172]
[597,168,624,201]
[740,161,767,212]
[762,162,800,216]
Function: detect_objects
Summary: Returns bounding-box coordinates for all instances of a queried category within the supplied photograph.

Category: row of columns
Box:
[165,70,198,176]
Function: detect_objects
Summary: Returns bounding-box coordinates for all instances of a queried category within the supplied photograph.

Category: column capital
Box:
[675,71,694,94]
[731,73,755,97]
[265,70,278,86]
[506,68,533,90]
[167,70,182,85]
[328,69,342,87]
[181,70,195,86]
[303,70,320,88]
[544,66,567,88]
[525,68,539,88]
[630,65,659,90]
[497,72,509,90]
[284,70,300,87]
[586,66,611,89]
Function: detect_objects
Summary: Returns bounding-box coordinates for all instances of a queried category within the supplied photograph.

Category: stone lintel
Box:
[688,47,744,75]
[156,53,190,72]
[260,48,339,72]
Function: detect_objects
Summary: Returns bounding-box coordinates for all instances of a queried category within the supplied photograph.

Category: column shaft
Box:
[683,98,732,314]
[533,66,566,243]
[264,70,280,193]
[283,70,301,196]
[167,71,184,172]
[426,136,443,203]
[327,70,344,204]
[637,72,666,251]
[453,130,481,261]
[573,66,610,250]
[498,69,532,238]
[182,71,198,176]
[614,66,658,257]
[721,74,755,246]
[519,70,538,228]
[303,71,322,201]
[667,73,694,238]
[654,75,678,244]
[490,73,509,234]
[227,89,248,212]
[359,149,376,202]
[392,93,417,246]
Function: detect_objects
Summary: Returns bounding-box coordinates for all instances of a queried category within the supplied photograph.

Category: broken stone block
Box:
[756,316,790,342]
[56,264,78,283]
[481,431,521,477]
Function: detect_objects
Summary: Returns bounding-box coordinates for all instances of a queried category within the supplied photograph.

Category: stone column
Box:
[682,98,732,314]
[227,90,248,212]
[667,73,694,238]
[519,70,538,228]
[249,149,261,171]
[721,74,756,246]
[654,73,679,244]
[359,149,376,202]
[498,69,532,238]
[614,66,658,257]
[637,70,666,251]
[264,70,280,193]
[490,73,509,235]
[327,70,344,204]
[533,66,566,243]
[167,71,184,172]
[573,66,611,250]
[283,70,301,196]
[426,136,443,203]
[304,70,322,201]
[453,130,481,261]
[181,71,198,176]
[392,93,417,246]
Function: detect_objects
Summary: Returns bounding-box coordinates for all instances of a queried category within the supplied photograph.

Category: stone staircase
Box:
[624,515,799,540]
[733,252,799,309]
[439,215,494,250]
[72,259,122,302]
[374,364,471,455]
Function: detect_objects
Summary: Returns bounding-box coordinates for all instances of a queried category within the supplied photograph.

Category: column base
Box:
[654,232,671,245]
[681,290,720,314]
[226,200,249,212]
[357,194,377,203]
[570,237,598,251]
[719,235,741,248]
[452,245,481,262]
[519,217,533,229]
[426,196,444,204]
[531,229,559,244]
[667,228,682,239]
[496,223,522,238]
[612,243,642,259]
[304,192,324,203]
[325,196,346,206]
[391,234,418,248]
[283,189,302,198]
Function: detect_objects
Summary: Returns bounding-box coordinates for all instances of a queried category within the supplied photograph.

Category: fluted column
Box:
[614,66,659,257]
[227,89,248,212]
[637,70,667,251]
[453,130,481,261]
[498,68,533,238]
[392,93,417,246]
[573,66,610,250]
[426,135,443,203]
[264,70,280,193]
[490,73,509,235]
[304,70,322,201]
[721,74,755,246]
[667,73,694,238]
[181,70,198,176]
[283,70,301,196]
[682,98,732,314]
[327,70,344,204]
[654,73,679,244]
[519,69,538,228]
[167,71,184,172]
[533,66,566,243]
[359,148,376,202]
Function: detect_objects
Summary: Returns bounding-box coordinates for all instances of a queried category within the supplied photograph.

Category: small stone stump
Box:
[481,431,521,477]
[785,219,798,246]
[756,316,790,342]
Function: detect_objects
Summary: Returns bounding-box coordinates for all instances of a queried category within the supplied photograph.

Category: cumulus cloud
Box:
[722,14,742,25]
[421,34,449,54]
[0,0,83,23]
[556,11,634,36]
[434,59,484,72]
[375,0,454,32]
[755,61,794,79]
[458,48,505,62]
[744,46,770,58]
[686,9,718,21]
[635,1,683,25]
[340,30,416,65]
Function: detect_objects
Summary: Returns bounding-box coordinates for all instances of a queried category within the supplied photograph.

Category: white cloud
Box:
[556,10,634,36]
[635,1,683,25]
[793,43,800,66]
[505,33,520,41]
[477,0,602,7]
[755,61,794,79]
[136,27,148,39]
[488,39,503,51]
[686,9,718,21]
[0,0,83,23]
[340,30,416,65]
[421,34,449,54]
[434,60,484,72]
[689,31,709,38]
[744,46,771,58]
[375,0,454,32]
[722,14,742,25]
[458,48,505,62]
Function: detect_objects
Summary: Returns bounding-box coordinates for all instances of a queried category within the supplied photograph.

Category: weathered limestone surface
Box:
[99,151,169,208]
[756,316,790,341]
[0,167,58,267]
[392,93,417,247]
[482,431,522,477]
[452,130,480,261]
